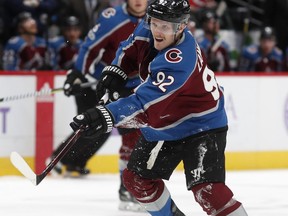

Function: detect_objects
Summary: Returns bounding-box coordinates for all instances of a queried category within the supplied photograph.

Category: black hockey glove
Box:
[96,65,128,102]
[63,69,88,97]
[70,105,114,139]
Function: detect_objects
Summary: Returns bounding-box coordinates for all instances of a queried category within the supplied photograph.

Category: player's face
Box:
[260,38,275,55]
[64,27,81,44]
[150,17,183,51]
[127,0,147,17]
[21,18,37,35]
[204,18,219,35]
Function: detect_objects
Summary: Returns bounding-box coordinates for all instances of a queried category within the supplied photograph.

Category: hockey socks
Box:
[191,182,248,216]
[122,169,185,215]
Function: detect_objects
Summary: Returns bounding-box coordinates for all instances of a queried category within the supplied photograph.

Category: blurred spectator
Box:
[60,0,110,38]
[197,11,231,72]
[109,0,125,7]
[263,0,288,54]
[189,0,217,12]
[187,16,197,35]
[189,0,233,30]
[238,26,283,72]
[3,0,61,38]
[49,16,82,70]
[189,0,217,29]
[2,12,47,71]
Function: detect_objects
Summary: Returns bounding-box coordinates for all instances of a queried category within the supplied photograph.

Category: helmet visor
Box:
[144,15,182,35]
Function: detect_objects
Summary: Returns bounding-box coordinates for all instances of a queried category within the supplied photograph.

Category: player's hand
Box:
[63,69,88,97]
[96,65,128,102]
[70,105,114,139]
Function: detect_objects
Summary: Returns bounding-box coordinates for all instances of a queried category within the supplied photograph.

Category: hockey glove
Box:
[96,65,128,102]
[63,69,88,96]
[70,105,114,139]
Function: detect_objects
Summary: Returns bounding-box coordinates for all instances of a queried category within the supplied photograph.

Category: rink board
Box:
[0,72,288,175]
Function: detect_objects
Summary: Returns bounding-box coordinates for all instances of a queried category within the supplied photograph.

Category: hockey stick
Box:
[11,127,84,186]
[10,92,109,186]
[0,81,97,103]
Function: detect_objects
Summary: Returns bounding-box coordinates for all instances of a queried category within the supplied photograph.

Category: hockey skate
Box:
[64,165,90,177]
[45,157,90,178]
[118,183,146,212]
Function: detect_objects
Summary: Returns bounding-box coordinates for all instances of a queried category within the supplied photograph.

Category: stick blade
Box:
[10,152,37,186]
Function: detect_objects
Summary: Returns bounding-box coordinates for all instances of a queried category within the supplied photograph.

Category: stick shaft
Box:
[36,128,83,185]
[0,81,97,103]
[10,91,107,185]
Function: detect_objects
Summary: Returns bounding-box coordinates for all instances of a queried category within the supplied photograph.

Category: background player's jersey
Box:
[197,35,231,72]
[75,3,142,87]
[107,21,227,141]
[3,36,46,71]
[49,36,82,70]
[239,44,283,72]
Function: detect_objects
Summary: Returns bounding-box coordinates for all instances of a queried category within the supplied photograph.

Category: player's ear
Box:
[178,23,186,33]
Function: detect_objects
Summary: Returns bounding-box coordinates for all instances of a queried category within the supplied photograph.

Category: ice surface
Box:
[0,170,287,216]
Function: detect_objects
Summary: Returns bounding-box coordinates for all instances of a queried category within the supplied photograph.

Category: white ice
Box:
[0,170,287,216]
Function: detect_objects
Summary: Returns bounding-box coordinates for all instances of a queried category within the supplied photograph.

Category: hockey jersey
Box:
[3,36,46,71]
[197,35,231,72]
[74,3,142,88]
[49,36,83,70]
[239,44,283,72]
[107,20,228,141]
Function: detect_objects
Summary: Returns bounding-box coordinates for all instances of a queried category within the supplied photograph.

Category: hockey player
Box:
[70,0,249,215]
[197,11,231,72]
[48,16,83,70]
[48,0,148,211]
[238,26,283,72]
[3,12,46,71]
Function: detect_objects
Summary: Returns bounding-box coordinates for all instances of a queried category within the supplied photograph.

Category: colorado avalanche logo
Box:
[165,48,182,63]
[285,96,288,132]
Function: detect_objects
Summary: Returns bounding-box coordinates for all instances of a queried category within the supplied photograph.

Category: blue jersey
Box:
[49,36,82,70]
[197,34,231,72]
[239,44,283,72]
[107,20,227,141]
[74,3,142,88]
[3,36,46,71]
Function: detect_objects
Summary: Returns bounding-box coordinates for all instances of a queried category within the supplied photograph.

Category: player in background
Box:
[197,10,231,72]
[2,12,46,71]
[285,47,288,71]
[238,26,283,72]
[48,0,148,211]
[48,16,83,70]
[187,16,197,35]
[69,0,249,215]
